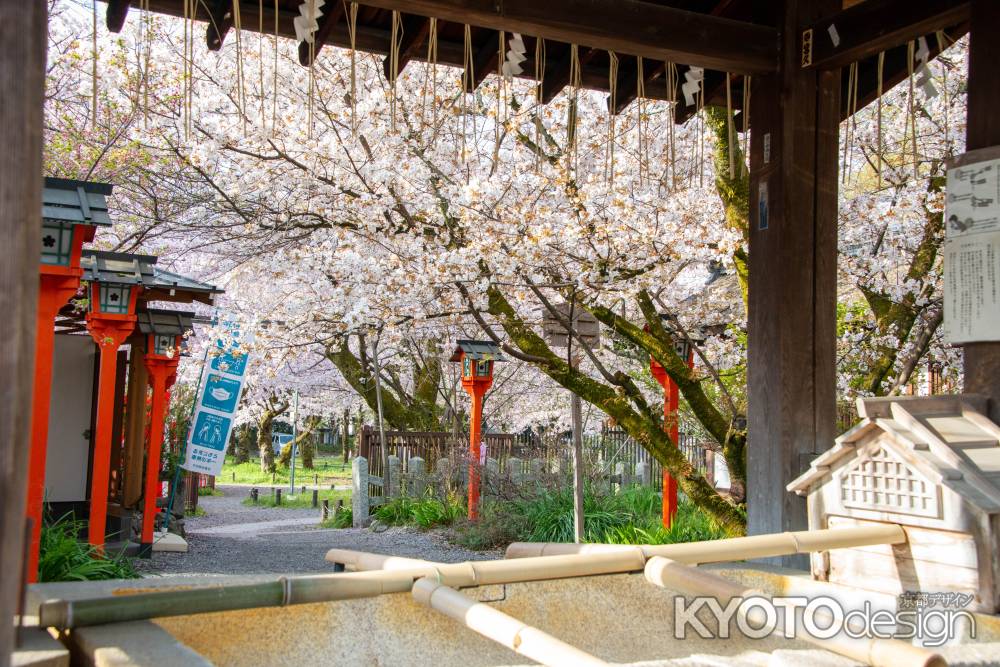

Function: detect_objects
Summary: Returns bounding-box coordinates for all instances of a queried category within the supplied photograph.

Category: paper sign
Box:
[944,148,1000,344]
[183,322,253,476]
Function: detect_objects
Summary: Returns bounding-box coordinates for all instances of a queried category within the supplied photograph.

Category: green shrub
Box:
[373,494,464,529]
[38,515,139,582]
[197,486,223,497]
[448,500,529,551]
[320,507,353,529]
[446,484,733,551]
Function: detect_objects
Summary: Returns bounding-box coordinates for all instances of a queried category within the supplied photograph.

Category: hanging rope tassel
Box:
[842,63,856,185]
[462,24,473,172]
[421,15,437,131]
[876,50,885,191]
[567,44,581,175]
[725,72,735,180]
[232,0,247,134]
[534,37,545,173]
[666,62,677,190]
[271,0,279,134]
[494,31,504,163]
[741,74,751,174]
[637,56,646,186]
[389,10,402,133]
[607,51,618,186]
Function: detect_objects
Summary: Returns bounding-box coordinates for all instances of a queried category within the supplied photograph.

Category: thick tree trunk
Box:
[234,424,253,464]
[258,413,277,474]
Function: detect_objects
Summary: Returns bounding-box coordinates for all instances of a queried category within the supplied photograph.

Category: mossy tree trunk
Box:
[234,424,253,465]
[278,415,321,468]
[325,334,447,431]
[256,396,289,474]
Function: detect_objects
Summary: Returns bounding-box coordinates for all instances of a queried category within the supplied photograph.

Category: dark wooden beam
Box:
[344,0,778,74]
[298,0,346,66]
[205,0,233,51]
[106,0,132,33]
[747,0,840,559]
[382,15,431,80]
[0,0,44,650]
[802,0,970,70]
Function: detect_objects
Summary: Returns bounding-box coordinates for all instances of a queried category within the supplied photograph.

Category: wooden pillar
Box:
[746,0,840,557]
[962,0,1000,425]
[0,0,45,657]
[122,336,149,507]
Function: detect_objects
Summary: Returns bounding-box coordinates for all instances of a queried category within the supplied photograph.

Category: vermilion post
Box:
[140,355,178,557]
[650,350,695,529]
[25,273,81,582]
[463,383,489,520]
[85,314,136,548]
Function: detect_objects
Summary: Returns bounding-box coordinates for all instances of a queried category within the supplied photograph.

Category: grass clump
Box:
[320,506,353,529]
[373,493,464,529]
[197,486,223,497]
[447,485,733,551]
[38,515,139,582]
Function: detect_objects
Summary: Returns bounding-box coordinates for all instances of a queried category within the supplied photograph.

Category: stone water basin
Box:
[27,564,1000,666]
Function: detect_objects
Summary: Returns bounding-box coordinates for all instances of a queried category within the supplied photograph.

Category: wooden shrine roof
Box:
[105,0,969,123]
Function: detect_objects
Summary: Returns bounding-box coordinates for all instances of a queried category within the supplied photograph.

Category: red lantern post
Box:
[449,340,504,520]
[26,179,110,581]
[85,275,140,548]
[139,333,181,556]
[650,342,695,529]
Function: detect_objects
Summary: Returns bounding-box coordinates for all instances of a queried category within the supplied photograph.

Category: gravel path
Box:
[136,485,500,578]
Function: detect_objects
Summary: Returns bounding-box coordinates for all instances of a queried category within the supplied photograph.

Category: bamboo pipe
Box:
[644,557,946,667]
[38,549,646,630]
[325,549,437,571]
[412,578,609,666]
[506,524,907,563]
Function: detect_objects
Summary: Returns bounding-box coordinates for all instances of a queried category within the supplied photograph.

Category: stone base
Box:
[151,531,188,553]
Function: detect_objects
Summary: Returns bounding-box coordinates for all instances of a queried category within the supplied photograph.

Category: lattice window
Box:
[839,444,940,518]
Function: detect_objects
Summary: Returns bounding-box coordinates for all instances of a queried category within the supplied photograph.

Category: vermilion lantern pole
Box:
[85,281,139,548]
[26,179,108,582]
[650,347,695,529]
[139,347,179,557]
[449,340,504,521]
[462,374,492,520]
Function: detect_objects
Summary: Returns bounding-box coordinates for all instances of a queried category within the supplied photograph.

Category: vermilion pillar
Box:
[461,377,492,520]
[25,272,81,582]
[139,355,178,557]
[85,314,136,548]
[650,350,694,529]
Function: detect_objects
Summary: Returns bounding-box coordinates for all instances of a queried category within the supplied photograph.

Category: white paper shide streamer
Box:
[294,0,326,43]
[501,33,526,81]
[914,37,938,99]
[682,66,704,107]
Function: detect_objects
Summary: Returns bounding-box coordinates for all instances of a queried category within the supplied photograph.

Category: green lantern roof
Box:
[81,250,157,286]
[449,339,506,362]
[42,177,113,227]
[135,308,196,336]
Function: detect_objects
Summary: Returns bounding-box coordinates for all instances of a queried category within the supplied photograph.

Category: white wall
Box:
[45,334,95,503]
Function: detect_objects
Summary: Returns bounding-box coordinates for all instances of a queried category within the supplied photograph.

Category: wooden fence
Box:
[356,423,720,505]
